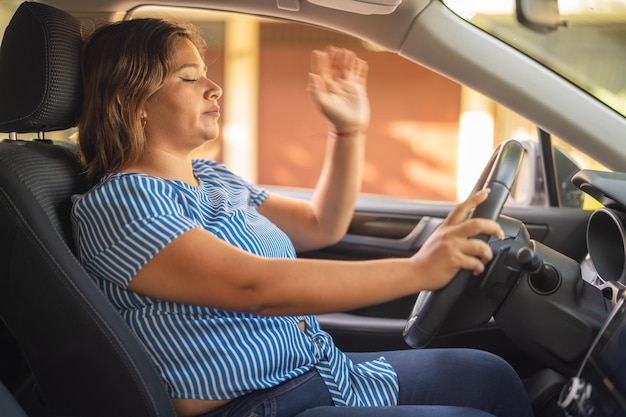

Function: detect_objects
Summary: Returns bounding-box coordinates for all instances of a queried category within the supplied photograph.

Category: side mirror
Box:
[510,139,584,209]
[516,0,567,33]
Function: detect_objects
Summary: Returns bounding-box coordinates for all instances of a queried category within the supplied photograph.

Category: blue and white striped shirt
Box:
[71,159,398,406]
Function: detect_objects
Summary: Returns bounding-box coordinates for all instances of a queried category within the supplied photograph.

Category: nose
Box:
[205,78,222,100]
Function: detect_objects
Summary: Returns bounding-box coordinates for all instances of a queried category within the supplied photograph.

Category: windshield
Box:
[445,0,626,118]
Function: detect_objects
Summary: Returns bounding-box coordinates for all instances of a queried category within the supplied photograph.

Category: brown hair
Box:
[78,18,205,180]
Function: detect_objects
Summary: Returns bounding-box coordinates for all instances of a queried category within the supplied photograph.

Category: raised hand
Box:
[307,46,370,134]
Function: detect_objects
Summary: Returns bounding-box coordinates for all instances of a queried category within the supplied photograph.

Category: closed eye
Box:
[180,77,199,83]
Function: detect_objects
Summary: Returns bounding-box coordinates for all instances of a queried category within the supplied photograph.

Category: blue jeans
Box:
[197,348,533,417]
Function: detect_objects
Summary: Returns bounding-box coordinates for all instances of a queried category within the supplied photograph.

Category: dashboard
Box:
[557,170,626,417]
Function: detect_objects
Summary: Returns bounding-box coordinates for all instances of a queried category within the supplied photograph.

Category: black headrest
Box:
[0,1,83,133]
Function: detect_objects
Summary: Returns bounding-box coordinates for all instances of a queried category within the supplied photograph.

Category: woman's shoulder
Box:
[92,172,176,195]
[73,172,181,213]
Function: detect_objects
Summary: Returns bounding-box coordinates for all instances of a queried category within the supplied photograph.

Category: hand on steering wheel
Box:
[408,190,504,288]
[403,139,526,348]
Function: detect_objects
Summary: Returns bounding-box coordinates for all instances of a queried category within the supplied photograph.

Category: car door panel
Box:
[273,189,592,357]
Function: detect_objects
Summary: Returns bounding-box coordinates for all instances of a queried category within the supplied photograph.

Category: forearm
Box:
[309,129,366,244]
[284,46,369,250]
[247,254,419,316]
[129,228,419,316]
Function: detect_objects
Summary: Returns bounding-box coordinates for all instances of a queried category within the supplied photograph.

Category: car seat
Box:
[1,379,28,417]
[0,2,176,416]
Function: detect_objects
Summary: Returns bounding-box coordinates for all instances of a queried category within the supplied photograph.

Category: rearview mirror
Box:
[516,0,566,33]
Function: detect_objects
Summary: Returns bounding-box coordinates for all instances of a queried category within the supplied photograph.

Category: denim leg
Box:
[265,369,334,417]
[200,348,532,417]
[197,369,333,417]
[347,348,534,417]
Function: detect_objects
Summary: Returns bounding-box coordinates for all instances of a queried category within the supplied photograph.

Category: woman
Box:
[71,18,532,417]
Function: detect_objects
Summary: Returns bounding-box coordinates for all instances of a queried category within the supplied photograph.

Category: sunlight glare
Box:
[457,111,494,200]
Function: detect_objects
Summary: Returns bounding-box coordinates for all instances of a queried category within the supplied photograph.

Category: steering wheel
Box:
[403,139,526,348]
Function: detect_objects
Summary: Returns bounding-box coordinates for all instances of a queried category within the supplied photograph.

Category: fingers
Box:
[417,189,506,280]
[427,222,496,276]
[443,189,505,240]
[333,48,367,86]
[444,188,489,225]
[457,235,495,264]
[454,217,505,241]
[349,56,368,86]
[443,190,505,275]
[310,46,367,86]
[329,46,352,79]
[310,49,328,80]
[455,237,495,275]
[307,72,322,101]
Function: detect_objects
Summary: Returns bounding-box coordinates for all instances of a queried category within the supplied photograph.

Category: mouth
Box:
[205,106,220,117]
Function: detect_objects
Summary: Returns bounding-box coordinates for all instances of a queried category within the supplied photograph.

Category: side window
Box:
[550,137,606,210]
[0,2,20,33]
[3,4,597,209]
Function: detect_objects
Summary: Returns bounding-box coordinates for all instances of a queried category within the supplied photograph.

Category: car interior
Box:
[1,1,626,417]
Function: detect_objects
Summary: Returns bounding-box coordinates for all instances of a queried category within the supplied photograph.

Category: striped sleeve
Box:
[71,175,198,288]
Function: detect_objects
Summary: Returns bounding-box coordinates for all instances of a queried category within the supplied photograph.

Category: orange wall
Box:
[258,45,461,200]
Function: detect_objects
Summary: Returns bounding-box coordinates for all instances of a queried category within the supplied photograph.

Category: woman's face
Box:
[142,37,222,154]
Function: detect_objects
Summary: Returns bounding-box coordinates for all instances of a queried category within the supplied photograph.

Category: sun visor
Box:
[306,0,401,15]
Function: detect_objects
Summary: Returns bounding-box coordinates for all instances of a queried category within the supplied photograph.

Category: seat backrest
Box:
[0,379,28,417]
[0,3,176,416]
